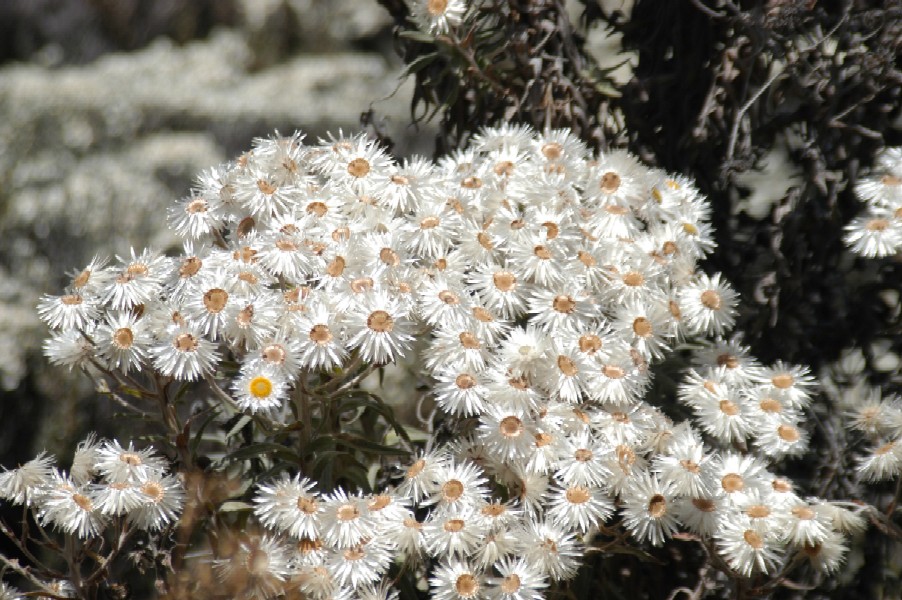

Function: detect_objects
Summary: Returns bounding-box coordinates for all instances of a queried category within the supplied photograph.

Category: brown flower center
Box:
[600,171,621,194]
[493,271,517,292]
[700,290,722,310]
[443,480,464,501]
[347,158,371,178]
[367,310,394,333]
[113,328,134,349]
[647,494,667,518]
[499,416,523,438]
[721,473,744,493]
[743,529,764,549]
[566,486,590,504]
[455,574,479,597]
[557,355,578,376]
[203,288,228,313]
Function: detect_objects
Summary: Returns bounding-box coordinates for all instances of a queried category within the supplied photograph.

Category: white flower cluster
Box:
[844,147,902,257]
[35,126,865,597]
[0,436,185,539]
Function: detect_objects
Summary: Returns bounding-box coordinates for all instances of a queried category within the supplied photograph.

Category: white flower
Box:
[677,272,738,336]
[130,474,185,530]
[430,559,486,600]
[345,291,415,365]
[0,451,55,506]
[487,556,548,600]
[516,519,582,580]
[716,513,782,577]
[254,474,321,539]
[151,324,220,381]
[546,482,614,534]
[95,440,168,484]
[620,471,680,547]
[37,471,107,539]
[94,310,151,373]
[327,538,393,589]
[37,292,100,331]
[844,211,902,257]
[232,364,290,414]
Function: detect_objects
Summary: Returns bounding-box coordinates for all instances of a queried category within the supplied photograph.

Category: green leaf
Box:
[399,30,438,44]
[402,52,439,78]
[334,434,410,457]
[226,415,252,440]
[224,442,298,464]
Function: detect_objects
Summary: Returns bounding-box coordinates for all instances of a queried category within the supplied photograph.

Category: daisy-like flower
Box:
[468,264,529,320]
[752,419,808,459]
[419,277,476,330]
[344,292,412,365]
[430,559,485,600]
[401,199,462,259]
[222,290,282,350]
[253,474,321,539]
[677,272,738,336]
[546,482,614,534]
[703,451,769,506]
[778,501,833,548]
[652,434,710,496]
[856,149,902,206]
[37,292,100,332]
[398,448,449,503]
[845,391,902,436]
[315,132,393,194]
[798,529,848,574]
[250,335,304,381]
[857,438,902,482]
[526,283,596,334]
[844,210,902,257]
[691,335,763,387]
[691,386,753,445]
[588,341,649,406]
[517,519,582,580]
[0,451,56,506]
[37,471,106,539]
[477,406,535,463]
[756,361,816,410]
[43,327,97,370]
[94,310,151,373]
[612,298,672,361]
[95,481,144,516]
[151,324,220,381]
[487,557,548,600]
[94,440,169,484]
[102,248,170,311]
[327,537,394,589]
[293,302,348,371]
[66,255,114,297]
[425,326,492,373]
[434,365,489,417]
[427,461,491,513]
[620,472,680,547]
[130,474,186,530]
[673,495,724,537]
[233,364,290,414]
[232,159,301,218]
[716,513,782,577]
[168,191,225,240]
[553,431,609,487]
[424,508,485,558]
[319,490,373,549]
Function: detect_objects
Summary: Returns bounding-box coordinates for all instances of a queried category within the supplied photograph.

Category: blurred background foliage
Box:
[1,0,900,598]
